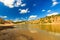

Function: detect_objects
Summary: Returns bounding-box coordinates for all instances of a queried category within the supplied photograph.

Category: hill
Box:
[26,14,60,24]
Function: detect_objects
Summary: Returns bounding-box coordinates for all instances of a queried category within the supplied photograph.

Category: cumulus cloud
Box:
[52,0,56,2]
[0,0,22,8]
[47,10,51,12]
[28,15,37,20]
[47,12,58,16]
[42,9,46,12]
[52,2,59,6]
[19,8,30,14]
[21,3,26,7]
[52,0,59,7]
[0,15,7,18]
[14,0,22,7]
[13,17,27,22]
[13,18,22,22]
[0,0,15,8]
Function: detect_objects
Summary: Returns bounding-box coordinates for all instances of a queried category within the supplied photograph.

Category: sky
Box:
[0,0,60,22]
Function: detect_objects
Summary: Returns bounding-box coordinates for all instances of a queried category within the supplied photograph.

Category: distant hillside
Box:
[26,14,60,24]
[1,14,60,24]
[24,14,60,33]
[0,18,13,24]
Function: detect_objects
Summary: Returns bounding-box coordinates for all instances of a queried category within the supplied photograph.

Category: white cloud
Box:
[42,9,46,12]
[47,12,59,16]
[52,2,59,6]
[0,0,15,8]
[0,0,22,8]
[19,8,30,14]
[47,10,51,12]
[0,16,7,18]
[14,0,22,7]
[28,15,37,20]
[13,18,22,22]
[52,0,59,7]
[13,17,27,22]
[21,3,26,7]
[52,0,56,2]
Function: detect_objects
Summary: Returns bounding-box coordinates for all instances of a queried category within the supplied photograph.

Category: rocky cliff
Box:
[26,14,60,24]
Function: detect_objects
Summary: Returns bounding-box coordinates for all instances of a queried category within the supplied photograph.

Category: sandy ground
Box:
[0,24,60,40]
[0,24,16,26]
[0,27,60,40]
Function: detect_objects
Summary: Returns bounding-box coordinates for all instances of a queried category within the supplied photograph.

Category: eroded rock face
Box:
[0,28,33,40]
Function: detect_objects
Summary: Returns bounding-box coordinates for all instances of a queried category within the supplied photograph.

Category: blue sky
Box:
[0,0,60,21]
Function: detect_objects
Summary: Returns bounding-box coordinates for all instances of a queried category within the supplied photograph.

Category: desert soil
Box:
[0,27,60,40]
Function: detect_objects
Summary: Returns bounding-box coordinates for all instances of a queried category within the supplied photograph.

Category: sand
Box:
[0,24,60,40]
[0,27,60,40]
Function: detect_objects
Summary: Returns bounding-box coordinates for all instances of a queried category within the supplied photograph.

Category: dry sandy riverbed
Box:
[0,27,60,40]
